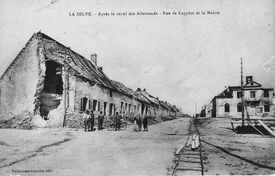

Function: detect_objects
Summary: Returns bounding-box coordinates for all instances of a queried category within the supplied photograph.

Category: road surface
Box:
[0,118,191,176]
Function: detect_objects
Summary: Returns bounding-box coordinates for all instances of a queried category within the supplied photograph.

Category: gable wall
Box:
[0,35,43,120]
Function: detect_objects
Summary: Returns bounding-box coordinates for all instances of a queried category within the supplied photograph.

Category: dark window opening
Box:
[110,90,113,97]
[141,104,145,115]
[250,91,255,98]
[129,104,131,112]
[93,100,97,111]
[125,103,128,112]
[104,102,107,115]
[44,60,63,94]
[80,97,88,112]
[88,99,92,110]
[121,102,124,111]
[109,103,113,116]
[237,103,242,112]
[98,101,101,111]
[225,103,230,112]
[257,107,263,113]
[237,92,242,98]
[264,104,270,112]
[113,105,116,114]
[264,90,269,97]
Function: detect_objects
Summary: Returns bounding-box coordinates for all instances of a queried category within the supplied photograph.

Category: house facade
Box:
[205,76,274,118]
[0,32,180,127]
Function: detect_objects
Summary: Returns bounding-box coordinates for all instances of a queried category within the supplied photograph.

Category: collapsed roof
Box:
[40,32,116,90]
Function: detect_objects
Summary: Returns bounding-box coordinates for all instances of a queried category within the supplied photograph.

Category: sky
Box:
[0,0,274,115]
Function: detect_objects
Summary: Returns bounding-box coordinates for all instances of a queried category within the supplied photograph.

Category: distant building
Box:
[0,32,180,127]
[205,76,274,118]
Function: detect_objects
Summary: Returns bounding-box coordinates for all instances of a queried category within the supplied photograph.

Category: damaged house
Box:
[0,32,180,128]
[205,76,274,118]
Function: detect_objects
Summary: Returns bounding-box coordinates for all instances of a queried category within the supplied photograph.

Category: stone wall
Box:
[0,34,43,120]
[216,98,239,118]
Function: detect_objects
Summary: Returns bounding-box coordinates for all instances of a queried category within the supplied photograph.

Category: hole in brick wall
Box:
[44,60,63,94]
[39,60,63,118]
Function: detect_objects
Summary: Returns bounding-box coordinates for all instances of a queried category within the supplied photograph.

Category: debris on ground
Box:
[0,111,34,130]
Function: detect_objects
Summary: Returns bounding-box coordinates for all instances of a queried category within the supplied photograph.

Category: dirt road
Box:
[198,117,275,175]
[0,118,191,176]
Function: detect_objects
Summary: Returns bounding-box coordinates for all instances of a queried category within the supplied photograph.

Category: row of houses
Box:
[0,32,181,127]
[201,76,275,118]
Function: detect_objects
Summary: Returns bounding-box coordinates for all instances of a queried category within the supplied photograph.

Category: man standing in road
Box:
[137,115,142,131]
[115,112,122,131]
[98,111,105,130]
[143,115,148,131]
[133,115,138,132]
[83,110,90,132]
[90,110,95,131]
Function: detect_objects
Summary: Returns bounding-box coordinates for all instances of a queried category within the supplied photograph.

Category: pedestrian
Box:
[98,111,105,130]
[143,115,148,131]
[133,115,138,132]
[83,110,90,132]
[137,115,142,131]
[90,110,95,131]
[114,112,122,131]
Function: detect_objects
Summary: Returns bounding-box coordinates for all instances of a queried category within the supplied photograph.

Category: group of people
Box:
[83,110,105,132]
[134,115,148,132]
[83,110,149,132]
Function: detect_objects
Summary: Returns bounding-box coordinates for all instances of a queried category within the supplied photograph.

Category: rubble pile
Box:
[31,114,47,128]
[45,118,63,128]
[65,111,84,128]
[45,103,64,128]
[0,111,34,129]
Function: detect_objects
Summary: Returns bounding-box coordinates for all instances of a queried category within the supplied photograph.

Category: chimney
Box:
[136,88,141,91]
[156,97,159,100]
[91,54,97,66]
[99,67,103,71]
[143,88,146,92]
[246,76,253,84]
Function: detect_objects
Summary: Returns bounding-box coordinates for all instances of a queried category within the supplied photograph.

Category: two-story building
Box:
[205,76,274,118]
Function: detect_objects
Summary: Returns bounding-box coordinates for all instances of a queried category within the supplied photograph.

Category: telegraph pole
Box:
[195,101,197,117]
[241,58,245,126]
[62,64,69,127]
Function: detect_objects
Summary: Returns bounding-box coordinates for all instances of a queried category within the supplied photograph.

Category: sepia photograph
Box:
[0,0,274,175]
